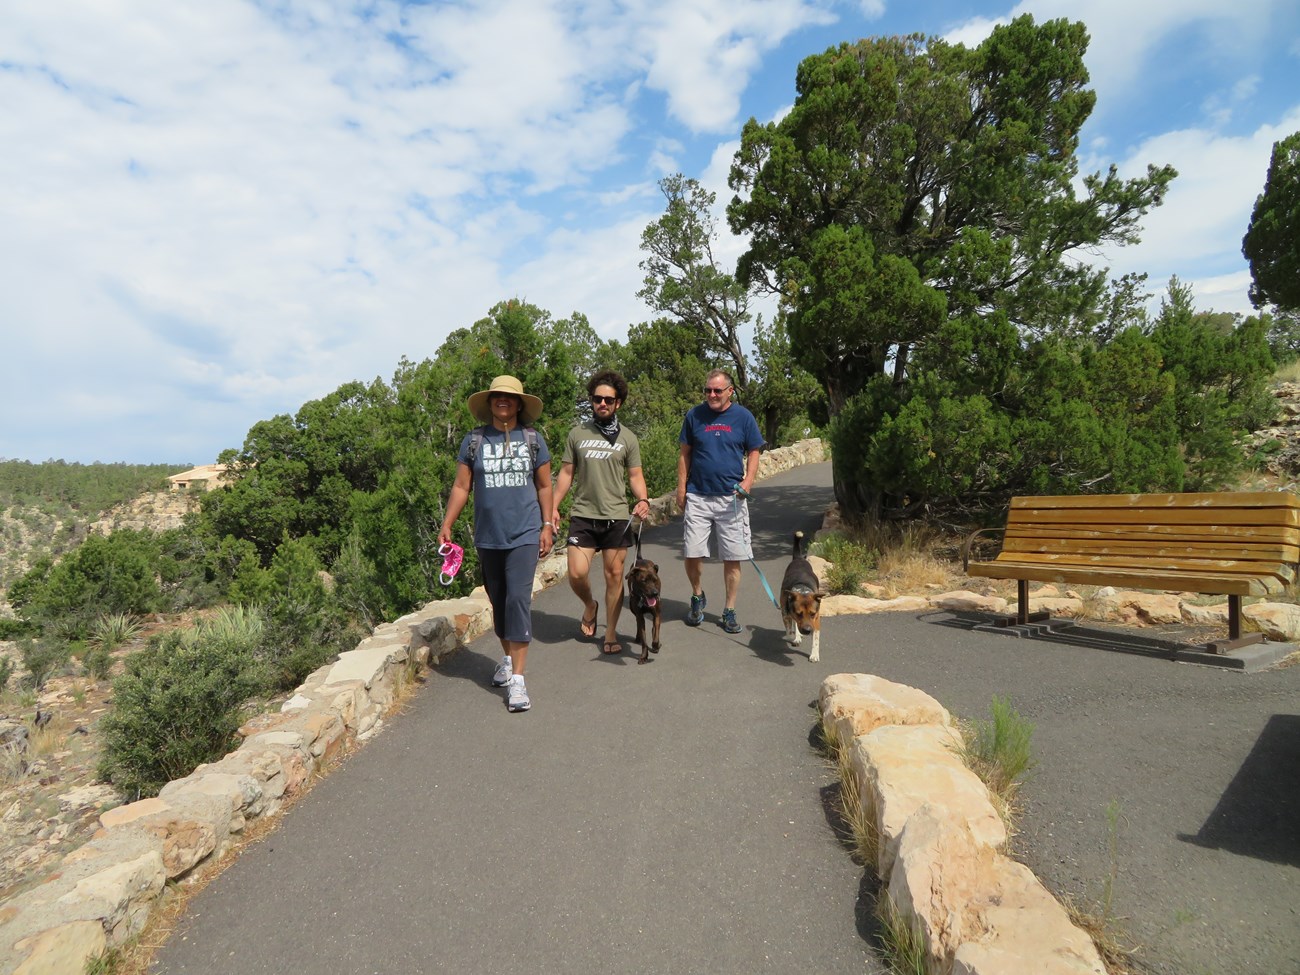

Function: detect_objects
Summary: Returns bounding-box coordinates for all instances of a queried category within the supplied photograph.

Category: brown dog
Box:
[625,558,662,664]
[780,530,825,662]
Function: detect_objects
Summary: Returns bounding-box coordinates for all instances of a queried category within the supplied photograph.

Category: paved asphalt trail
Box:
[152,462,1299,975]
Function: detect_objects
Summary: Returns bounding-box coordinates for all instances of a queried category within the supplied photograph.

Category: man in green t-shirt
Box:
[552,370,651,656]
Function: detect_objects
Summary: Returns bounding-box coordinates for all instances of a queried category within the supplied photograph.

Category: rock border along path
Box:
[820,673,1106,975]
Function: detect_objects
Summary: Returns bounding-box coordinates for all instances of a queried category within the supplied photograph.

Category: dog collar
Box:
[788,584,816,595]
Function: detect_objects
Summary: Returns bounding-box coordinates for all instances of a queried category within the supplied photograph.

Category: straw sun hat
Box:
[467,374,544,425]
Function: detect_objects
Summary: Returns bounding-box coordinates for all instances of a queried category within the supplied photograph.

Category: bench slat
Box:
[980,550,1294,581]
[966,560,1283,595]
[1008,507,1300,528]
[1008,492,1300,510]
[1000,536,1300,563]
[1003,523,1298,542]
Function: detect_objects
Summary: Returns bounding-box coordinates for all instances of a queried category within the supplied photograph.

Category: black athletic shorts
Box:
[566,516,631,551]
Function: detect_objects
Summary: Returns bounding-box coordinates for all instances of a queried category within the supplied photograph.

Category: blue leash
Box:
[733,485,781,609]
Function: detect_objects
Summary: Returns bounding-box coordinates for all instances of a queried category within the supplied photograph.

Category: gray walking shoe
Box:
[492,656,513,687]
[507,674,531,712]
[686,591,706,626]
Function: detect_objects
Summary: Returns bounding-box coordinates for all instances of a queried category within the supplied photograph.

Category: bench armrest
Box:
[961,526,1006,572]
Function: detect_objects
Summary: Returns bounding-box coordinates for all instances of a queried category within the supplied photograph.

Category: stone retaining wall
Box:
[820,673,1106,975]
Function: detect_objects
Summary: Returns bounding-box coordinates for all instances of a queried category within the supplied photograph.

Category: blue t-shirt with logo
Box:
[679,402,765,496]
[457,426,552,549]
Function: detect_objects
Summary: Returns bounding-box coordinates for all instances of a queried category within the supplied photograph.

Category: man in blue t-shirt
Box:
[676,368,765,634]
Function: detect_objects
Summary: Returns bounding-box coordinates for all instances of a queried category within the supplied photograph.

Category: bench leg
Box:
[1204,595,1265,655]
[986,580,1054,629]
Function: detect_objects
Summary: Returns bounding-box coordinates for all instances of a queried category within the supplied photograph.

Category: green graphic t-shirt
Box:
[562,421,642,520]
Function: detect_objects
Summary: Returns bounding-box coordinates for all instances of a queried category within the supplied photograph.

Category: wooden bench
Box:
[964,492,1300,653]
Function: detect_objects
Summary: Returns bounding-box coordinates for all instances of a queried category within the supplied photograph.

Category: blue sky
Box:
[3,0,1298,465]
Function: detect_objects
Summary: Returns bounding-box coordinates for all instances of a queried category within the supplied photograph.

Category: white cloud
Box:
[0,0,850,462]
[633,0,838,132]
[944,0,1286,116]
[2,0,1296,463]
[1093,105,1300,314]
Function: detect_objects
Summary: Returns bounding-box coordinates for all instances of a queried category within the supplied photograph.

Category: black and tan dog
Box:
[625,557,662,664]
[781,530,825,662]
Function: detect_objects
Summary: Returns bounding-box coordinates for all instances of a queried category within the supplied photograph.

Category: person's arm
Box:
[536,462,555,556]
[439,463,473,546]
[628,466,650,521]
[552,461,575,527]
[676,443,691,511]
[739,448,760,496]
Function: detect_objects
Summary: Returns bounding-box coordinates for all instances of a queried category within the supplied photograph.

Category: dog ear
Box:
[652,562,659,572]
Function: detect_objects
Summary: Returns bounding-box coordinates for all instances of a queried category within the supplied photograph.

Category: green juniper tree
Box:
[1243,130,1300,314]
[727,17,1179,516]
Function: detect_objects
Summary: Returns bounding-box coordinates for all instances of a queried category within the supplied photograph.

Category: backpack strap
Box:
[466,424,490,468]
[524,426,539,466]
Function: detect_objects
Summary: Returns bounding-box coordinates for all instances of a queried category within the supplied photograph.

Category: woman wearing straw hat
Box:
[439,375,555,712]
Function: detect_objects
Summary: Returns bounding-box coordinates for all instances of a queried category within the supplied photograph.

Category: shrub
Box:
[812,533,878,595]
[0,653,15,690]
[97,616,265,798]
[83,645,114,682]
[14,531,162,639]
[17,637,71,691]
[636,419,683,500]
[0,617,35,640]
[90,612,143,652]
[260,538,355,689]
[960,696,1036,803]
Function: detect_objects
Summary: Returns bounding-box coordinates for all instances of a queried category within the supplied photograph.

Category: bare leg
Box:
[602,548,628,648]
[567,545,599,635]
[723,559,741,609]
[685,556,704,596]
[502,639,529,675]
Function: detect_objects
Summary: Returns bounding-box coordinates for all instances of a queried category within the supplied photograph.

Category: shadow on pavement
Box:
[927,611,1187,661]
[809,718,888,949]
[1179,713,1300,867]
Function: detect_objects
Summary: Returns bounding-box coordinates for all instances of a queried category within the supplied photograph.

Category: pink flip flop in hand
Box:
[438,542,463,586]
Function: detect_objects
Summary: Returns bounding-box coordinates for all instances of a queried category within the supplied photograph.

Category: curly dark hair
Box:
[587,369,628,403]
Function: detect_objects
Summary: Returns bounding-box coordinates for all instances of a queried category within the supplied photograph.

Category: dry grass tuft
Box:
[1063,897,1140,975]
[820,716,879,867]
[875,549,960,597]
[876,893,933,975]
[26,714,75,758]
[0,744,25,788]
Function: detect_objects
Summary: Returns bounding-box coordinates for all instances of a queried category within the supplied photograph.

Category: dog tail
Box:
[793,530,805,558]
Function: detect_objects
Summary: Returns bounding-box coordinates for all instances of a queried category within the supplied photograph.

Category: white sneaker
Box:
[506,674,531,712]
[492,656,512,687]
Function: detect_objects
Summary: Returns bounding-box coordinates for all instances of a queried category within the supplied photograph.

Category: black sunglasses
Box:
[591,394,619,405]
[703,385,731,395]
